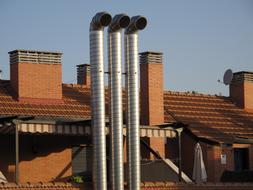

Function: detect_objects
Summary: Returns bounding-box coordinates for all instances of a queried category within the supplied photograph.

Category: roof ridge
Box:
[63,83,90,89]
[0,80,227,99]
[164,90,222,98]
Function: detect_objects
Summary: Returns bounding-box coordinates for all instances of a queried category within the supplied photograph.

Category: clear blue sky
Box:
[0,0,253,96]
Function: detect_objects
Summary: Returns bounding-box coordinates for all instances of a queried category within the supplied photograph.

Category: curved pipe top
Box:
[90,12,112,31]
[108,14,130,33]
[125,16,147,34]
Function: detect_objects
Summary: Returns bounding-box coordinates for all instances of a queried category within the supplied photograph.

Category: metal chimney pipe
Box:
[90,12,112,190]
[108,14,130,190]
[125,16,147,190]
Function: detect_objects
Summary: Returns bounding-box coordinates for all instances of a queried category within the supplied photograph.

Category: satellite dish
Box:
[223,69,233,85]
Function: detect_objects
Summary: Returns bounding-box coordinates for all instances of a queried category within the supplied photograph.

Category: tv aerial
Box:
[223,69,233,85]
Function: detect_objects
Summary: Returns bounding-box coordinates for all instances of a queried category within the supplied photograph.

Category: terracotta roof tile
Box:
[164,91,253,143]
[0,81,91,119]
[1,80,253,143]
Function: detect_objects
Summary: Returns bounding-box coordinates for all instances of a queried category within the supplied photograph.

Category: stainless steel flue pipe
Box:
[90,12,112,190]
[125,16,147,190]
[108,14,130,190]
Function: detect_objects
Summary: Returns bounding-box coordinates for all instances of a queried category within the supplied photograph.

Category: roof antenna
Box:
[217,69,233,85]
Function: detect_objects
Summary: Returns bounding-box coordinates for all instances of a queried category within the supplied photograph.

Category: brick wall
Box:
[140,63,164,126]
[10,62,62,104]
[180,134,236,183]
[0,135,15,182]
[10,62,19,98]
[230,81,245,108]
[229,73,253,112]
[244,82,253,111]
[165,137,178,161]
[207,146,224,182]
[83,74,91,86]
[0,135,83,183]
[165,132,238,183]
[180,133,196,180]
[77,64,90,86]
[140,137,151,160]
[137,133,239,183]
[19,135,72,183]
[149,137,165,159]
[211,146,234,182]
[140,137,165,160]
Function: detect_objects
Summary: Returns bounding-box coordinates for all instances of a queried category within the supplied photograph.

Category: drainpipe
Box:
[90,12,112,190]
[125,16,147,190]
[108,14,130,190]
[176,128,183,182]
[14,120,19,184]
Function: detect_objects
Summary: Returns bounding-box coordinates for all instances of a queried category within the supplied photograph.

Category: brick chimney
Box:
[76,64,90,86]
[9,50,63,104]
[140,51,164,126]
[229,71,253,111]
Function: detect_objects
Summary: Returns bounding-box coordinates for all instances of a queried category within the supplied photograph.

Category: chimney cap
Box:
[76,64,90,68]
[232,71,253,83]
[8,49,62,55]
[139,51,163,64]
[9,49,62,65]
[234,71,253,75]
[139,51,163,55]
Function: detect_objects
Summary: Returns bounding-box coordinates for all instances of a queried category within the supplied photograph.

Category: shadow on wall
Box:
[165,109,235,182]
[0,135,15,182]
[123,160,180,182]
[181,127,234,182]
[0,134,90,183]
[221,170,253,182]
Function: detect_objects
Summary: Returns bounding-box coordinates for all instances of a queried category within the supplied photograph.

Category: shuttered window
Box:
[72,146,92,175]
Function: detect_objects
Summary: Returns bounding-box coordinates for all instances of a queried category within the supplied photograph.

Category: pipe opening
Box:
[125,16,147,34]
[135,17,147,30]
[119,15,130,28]
[100,13,112,26]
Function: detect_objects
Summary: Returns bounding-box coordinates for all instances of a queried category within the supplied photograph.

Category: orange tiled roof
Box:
[1,80,253,143]
[0,80,91,119]
[164,91,253,143]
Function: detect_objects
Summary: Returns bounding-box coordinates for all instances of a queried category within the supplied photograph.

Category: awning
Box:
[0,122,176,137]
[123,126,176,138]
[19,123,91,135]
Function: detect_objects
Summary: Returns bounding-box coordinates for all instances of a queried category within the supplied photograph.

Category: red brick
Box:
[230,74,253,112]
[140,63,164,126]
[0,135,73,183]
[10,62,62,104]
[149,137,165,159]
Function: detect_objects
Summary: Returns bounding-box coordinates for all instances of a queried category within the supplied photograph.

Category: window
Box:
[72,146,92,175]
[234,148,249,171]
